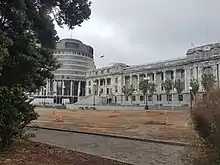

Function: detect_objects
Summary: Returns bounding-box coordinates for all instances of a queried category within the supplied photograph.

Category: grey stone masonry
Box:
[85,43,220,106]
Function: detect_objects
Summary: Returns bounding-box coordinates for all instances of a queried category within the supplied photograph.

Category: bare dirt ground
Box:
[0,141,130,165]
[33,108,190,142]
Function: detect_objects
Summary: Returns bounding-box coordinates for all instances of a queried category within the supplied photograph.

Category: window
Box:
[65,42,80,48]
[107,78,111,85]
[115,86,118,93]
[89,88,91,94]
[107,69,110,73]
[88,81,91,86]
[148,95,152,101]
[178,94,183,101]
[140,95,144,101]
[107,88,109,95]
[161,72,164,81]
[101,70,104,74]
[43,89,46,96]
[171,71,174,79]
[132,96,136,101]
[126,96,129,101]
[167,94,172,101]
[115,77,118,83]
[95,71,98,75]
[157,95,162,101]
[181,70,185,78]
[190,68,193,77]
[100,89,103,94]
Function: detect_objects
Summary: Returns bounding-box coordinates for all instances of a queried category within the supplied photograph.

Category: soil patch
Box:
[0,141,131,165]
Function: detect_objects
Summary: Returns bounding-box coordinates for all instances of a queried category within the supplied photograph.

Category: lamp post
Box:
[43,87,46,105]
[144,77,150,110]
[189,86,193,111]
[93,82,97,106]
[62,85,65,105]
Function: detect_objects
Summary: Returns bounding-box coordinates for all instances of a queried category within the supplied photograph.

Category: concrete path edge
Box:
[26,126,189,147]
[30,139,135,165]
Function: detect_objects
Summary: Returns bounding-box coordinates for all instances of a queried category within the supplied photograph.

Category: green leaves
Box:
[161,79,173,95]
[174,79,184,95]
[0,86,39,150]
[190,78,199,96]
[122,85,135,97]
[139,79,156,96]
[0,0,91,150]
[0,0,91,91]
[52,0,92,29]
[201,73,216,92]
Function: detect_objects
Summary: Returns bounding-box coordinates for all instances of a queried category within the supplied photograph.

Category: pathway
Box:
[30,128,185,165]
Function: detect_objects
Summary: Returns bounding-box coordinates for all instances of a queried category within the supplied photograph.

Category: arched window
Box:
[202,66,213,75]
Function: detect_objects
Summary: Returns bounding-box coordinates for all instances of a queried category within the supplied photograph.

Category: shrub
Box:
[0,86,39,151]
[181,88,220,164]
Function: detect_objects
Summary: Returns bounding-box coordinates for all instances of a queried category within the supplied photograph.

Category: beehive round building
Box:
[34,38,96,104]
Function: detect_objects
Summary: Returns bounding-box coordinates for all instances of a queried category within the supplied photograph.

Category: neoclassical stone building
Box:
[85,43,220,106]
[33,38,95,104]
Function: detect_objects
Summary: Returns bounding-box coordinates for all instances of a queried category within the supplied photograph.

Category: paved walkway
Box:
[30,128,184,165]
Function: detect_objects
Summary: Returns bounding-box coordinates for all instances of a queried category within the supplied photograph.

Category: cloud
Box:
[55,0,220,68]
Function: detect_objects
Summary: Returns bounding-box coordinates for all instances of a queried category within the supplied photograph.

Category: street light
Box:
[189,86,193,111]
[43,87,46,105]
[93,82,97,106]
[62,85,65,105]
[144,77,150,110]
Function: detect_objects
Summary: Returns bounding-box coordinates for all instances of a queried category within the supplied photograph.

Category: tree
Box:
[139,78,150,108]
[0,0,91,150]
[190,78,199,101]
[161,79,173,103]
[139,78,156,109]
[148,82,157,105]
[149,82,157,96]
[201,73,216,93]
[174,79,184,101]
[0,86,39,149]
[122,85,135,104]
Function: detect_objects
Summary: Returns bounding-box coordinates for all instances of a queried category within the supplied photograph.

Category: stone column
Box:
[212,64,218,83]
[62,80,65,96]
[184,68,189,92]
[40,87,43,95]
[45,81,47,95]
[164,71,166,81]
[45,81,49,95]
[105,78,107,95]
[153,72,156,83]
[137,74,140,91]
[197,66,203,91]
[53,80,57,96]
[192,66,197,79]
[173,70,176,81]
[78,81,81,97]
[70,80,73,96]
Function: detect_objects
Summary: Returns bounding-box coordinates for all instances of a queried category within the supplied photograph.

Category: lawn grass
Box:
[33,108,190,142]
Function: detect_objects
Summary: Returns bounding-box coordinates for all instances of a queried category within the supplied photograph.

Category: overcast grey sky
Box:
[55,0,220,68]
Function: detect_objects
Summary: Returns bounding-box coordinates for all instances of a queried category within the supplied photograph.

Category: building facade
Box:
[85,43,220,106]
[33,38,96,104]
